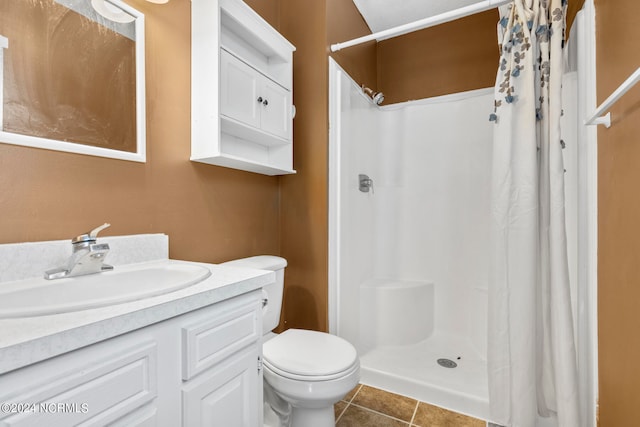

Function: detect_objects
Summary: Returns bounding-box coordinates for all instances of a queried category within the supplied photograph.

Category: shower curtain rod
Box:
[585,67,640,128]
[330,0,512,52]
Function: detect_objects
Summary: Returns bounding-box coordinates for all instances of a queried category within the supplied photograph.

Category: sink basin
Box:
[0,261,212,318]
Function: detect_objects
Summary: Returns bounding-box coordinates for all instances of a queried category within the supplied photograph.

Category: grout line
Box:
[348,402,413,425]
[351,383,487,426]
[347,384,362,403]
[335,402,348,423]
[336,384,362,423]
[409,400,420,426]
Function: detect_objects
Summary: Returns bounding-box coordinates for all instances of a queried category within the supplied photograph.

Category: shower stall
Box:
[328,58,580,422]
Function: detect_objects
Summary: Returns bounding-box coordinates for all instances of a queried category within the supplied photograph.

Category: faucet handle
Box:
[72,223,111,244]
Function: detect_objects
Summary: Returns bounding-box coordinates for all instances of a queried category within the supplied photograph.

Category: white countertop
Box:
[0,259,274,375]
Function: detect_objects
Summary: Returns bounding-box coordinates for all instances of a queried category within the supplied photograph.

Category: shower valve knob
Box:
[257,97,263,103]
[263,99,269,106]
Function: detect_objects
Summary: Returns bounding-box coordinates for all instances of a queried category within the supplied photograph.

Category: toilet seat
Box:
[263,329,358,381]
[264,357,359,382]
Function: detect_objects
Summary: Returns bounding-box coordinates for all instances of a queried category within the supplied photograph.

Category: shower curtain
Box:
[488,0,579,426]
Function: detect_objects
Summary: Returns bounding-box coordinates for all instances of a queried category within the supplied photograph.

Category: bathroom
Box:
[0,0,639,426]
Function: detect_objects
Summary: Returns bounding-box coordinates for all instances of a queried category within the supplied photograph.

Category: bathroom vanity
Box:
[0,234,272,426]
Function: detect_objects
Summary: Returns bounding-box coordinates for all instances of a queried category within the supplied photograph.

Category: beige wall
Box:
[274,0,377,332]
[326,0,377,92]
[375,2,583,105]
[276,0,329,331]
[595,0,640,424]
[377,10,499,104]
[243,0,280,29]
[0,0,280,264]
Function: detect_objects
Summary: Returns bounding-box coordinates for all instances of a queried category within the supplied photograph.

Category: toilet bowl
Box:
[221,256,360,427]
[263,329,360,426]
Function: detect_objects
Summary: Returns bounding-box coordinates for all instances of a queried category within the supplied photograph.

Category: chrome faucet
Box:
[44,223,114,280]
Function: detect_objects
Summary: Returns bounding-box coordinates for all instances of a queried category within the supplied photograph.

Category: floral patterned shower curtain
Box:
[487,0,579,426]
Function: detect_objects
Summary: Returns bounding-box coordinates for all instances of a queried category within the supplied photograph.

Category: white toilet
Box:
[221,256,360,427]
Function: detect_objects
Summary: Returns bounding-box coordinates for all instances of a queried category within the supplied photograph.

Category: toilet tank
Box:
[219,255,287,335]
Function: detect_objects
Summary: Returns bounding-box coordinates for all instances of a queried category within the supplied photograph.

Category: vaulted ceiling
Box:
[352,0,486,32]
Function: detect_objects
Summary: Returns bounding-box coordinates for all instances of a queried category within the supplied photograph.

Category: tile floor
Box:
[335,384,487,427]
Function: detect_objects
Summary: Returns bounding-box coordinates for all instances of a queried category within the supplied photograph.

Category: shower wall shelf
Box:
[191,0,296,175]
[585,67,640,128]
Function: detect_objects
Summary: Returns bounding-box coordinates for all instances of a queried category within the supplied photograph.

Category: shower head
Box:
[362,86,384,106]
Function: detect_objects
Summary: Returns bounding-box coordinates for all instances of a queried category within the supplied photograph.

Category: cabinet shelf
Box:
[192,152,296,176]
[221,115,290,147]
[220,11,291,89]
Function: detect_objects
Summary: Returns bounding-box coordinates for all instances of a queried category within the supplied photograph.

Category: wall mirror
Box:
[0,0,146,162]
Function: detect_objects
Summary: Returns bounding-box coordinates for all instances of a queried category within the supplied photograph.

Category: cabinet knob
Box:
[263,99,269,106]
[257,97,263,103]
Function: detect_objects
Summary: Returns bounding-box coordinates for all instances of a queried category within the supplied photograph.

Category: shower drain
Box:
[437,358,458,368]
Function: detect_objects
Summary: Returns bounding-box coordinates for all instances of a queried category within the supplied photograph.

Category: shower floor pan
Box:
[359,331,489,421]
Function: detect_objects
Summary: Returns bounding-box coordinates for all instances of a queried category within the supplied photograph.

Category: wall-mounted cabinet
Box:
[191,0,296,176]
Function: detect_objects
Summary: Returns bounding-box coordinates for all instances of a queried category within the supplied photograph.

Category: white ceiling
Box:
[352,0,485,33]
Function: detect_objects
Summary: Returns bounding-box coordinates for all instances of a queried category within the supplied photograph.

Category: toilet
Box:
[221,256,360,427]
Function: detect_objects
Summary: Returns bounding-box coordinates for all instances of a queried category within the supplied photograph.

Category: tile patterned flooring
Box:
[335,384,486,427]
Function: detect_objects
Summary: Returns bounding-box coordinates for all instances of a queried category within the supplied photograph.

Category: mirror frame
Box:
[0,0,146,163]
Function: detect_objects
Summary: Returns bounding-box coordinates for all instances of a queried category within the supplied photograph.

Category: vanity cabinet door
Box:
[260,78,290,140]
[219,49,290,141]
[0,341,158,427]
[181,291,262,427]
[220,50,261,129]
[182,345,260,427]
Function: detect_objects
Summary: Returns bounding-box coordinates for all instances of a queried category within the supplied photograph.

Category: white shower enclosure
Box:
[328,58,580,422]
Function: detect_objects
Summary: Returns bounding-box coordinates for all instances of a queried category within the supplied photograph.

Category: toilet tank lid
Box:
[220,255,287,271]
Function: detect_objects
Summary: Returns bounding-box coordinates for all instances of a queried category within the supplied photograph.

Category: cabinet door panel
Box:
[182,293,260,380]
[220,50,260,128]
[0,342,157,427]
[260,80,290,140]
[182,346,259,427]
